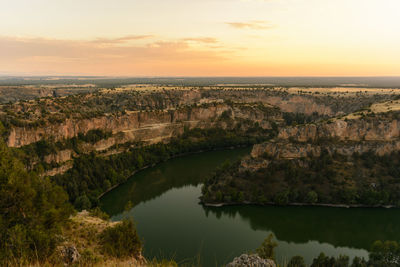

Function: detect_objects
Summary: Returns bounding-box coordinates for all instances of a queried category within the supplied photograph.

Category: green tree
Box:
[305,190,318,204]
[288,255,306,267]
[311,253,335,267]
[351,256,367,267]
[0,141,73,264]
[74,194,92,210]
[335,255,350,267]
[256,234,278,260]
[368,240,400,267]
[274,191,289,205]
[103,179,112,191]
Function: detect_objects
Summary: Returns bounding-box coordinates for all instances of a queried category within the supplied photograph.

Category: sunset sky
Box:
[1,0,399,76]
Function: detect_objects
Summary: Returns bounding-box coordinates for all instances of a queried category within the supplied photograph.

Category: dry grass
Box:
[56,211,148,266]
[287,87,400,97]
[340,99,400,120]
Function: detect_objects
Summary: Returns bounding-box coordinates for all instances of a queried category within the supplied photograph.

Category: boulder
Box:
[226,254,276,267]
[59,244,80,265]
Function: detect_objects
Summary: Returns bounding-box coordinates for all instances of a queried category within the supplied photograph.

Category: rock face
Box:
[278,118,400,142]
[44,149,74,164]
[7,87,386,148]
[226,254,276,267]
[7,103,277,148]
[251,140,400,159]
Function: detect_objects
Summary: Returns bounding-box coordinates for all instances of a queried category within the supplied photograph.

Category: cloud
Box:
[91,35,154,45]
[226,20,274,30]
[183,37,218,44]
[0,36,232,76]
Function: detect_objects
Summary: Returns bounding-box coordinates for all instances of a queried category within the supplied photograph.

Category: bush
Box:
[256,234,277,260]
[99,219,142,258]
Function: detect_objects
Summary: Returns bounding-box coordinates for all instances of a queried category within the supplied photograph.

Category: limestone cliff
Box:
[278,118,400,142]
[8,103,279,148]
[251,140,400,160]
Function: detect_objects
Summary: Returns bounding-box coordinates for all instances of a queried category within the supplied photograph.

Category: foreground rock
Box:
[58,244,80,265]
[226,254,276,267]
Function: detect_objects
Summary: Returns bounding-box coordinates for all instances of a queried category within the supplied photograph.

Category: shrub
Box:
[99,219,142,258]
[256,234,278,260]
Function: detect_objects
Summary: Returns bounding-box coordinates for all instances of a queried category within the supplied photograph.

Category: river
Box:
[100,147,400,266]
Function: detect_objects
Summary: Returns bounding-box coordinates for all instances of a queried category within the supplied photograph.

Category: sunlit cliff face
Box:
[1,0,399,76]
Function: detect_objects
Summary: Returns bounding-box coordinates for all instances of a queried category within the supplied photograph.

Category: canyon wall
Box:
[251,140,400,159]
[7,89,374,148]
[278,118,400,142]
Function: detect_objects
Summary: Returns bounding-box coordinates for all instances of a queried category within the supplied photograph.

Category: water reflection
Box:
[101,148,251,215]
[100,148,398,266]
[203,205,400,251]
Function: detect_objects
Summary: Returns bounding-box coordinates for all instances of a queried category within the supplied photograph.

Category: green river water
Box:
[100,147,400,266]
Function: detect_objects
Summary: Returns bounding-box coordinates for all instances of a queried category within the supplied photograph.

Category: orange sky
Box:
[1,0,399,76]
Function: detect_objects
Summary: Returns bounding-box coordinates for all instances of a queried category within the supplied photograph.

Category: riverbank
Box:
[201,201,396,209]
[98,145,251,200]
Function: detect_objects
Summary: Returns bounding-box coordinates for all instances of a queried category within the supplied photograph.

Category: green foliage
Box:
[204,148,400,207]
[283,112,326,126]
[351,257,367,267]
[256,234,278,260]
[89,207,110,220]
[274,191,290,206]
[0,141,73,264]
[77,129,112,144]
[74,195,92,210]
[99,219,142,259]
[368,240,400,267]
[288,255,306,267]
[310,253,336,267]
[305,191,318,204]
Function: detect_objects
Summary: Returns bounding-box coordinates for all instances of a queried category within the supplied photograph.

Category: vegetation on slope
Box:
[202,149,400,207]
[0,128,145,266]
[0,140,73,264]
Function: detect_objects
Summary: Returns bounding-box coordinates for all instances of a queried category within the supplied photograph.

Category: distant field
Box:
[0,76,400,88]
[0,76,399,103]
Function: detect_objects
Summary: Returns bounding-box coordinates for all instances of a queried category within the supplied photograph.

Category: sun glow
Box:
[0,0,399,76]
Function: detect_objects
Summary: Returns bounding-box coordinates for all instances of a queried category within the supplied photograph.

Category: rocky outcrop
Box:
[43,162,73,176]
[251,140,400,160]
[44,149,74,164]
[265,95,333,115]
[7,105,227,147]
[243,114,400,172]
[226,254,276,267]
[278,118,400,142]
[7,103,279,148]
